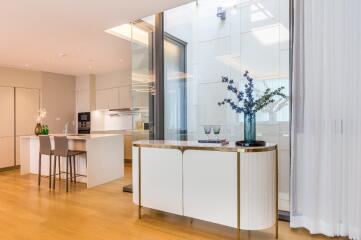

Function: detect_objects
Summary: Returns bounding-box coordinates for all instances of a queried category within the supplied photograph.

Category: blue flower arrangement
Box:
[218,70,286,115]
[218,70,286,145]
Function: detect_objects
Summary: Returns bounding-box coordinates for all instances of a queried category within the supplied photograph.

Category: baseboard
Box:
[0,166,18,172]
[279,210,290,222]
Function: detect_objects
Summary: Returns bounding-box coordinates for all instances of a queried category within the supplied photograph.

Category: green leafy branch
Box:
[253,87,287,113]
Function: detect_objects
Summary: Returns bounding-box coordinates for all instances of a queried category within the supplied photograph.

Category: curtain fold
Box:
[291,0,361,239]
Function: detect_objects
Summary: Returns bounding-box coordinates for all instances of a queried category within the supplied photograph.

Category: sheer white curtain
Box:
[291,0,361,239]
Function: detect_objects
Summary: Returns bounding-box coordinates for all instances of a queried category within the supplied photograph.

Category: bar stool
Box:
[53,136,86,192]
[38,135,54,188]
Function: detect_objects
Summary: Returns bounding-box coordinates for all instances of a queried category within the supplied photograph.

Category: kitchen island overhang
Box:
[20,134,124,188]
[132,140,278,238]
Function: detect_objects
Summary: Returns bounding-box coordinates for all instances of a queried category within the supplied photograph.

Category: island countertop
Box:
[20,133,121,140]
[133,140,277,152]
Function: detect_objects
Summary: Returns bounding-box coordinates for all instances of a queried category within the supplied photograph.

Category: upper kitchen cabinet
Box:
[76,71,132,111]
[76,90,90,113]
[76,75,91,113]
[117,86,131,109]
[96,87,131,110]
[95,70,132,110]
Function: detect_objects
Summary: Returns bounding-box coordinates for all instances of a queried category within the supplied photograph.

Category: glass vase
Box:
[34,123,42,136]
[244,113,256,143]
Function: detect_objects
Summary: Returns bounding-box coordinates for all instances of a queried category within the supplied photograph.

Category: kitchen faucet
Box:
[64,122,69,136]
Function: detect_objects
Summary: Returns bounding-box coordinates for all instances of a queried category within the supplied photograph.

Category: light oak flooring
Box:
[0,164,344,240]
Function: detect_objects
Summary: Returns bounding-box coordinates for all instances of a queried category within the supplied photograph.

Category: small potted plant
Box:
[218,70,286,146]
[35,108,47,136]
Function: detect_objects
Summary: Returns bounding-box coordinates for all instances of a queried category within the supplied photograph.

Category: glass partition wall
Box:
[131,16,155,138]
[131,0,290,212]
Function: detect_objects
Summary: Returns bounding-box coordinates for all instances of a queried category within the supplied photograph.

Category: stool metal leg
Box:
[38,154,41,186]
[58,156,61,180]
[69,156,73,182]
[66,156,69,192]
[49,155,52,189]
[53,155,57,189]
[73,156,76,183]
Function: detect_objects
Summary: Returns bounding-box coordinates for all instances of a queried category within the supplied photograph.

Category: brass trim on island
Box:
[237,152,240,231]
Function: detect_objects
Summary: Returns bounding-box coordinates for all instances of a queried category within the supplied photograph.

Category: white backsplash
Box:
[91,110,132,131]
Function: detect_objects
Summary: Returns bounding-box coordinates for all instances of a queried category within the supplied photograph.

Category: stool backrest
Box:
[54,136,69,157]
[39,136,52,155]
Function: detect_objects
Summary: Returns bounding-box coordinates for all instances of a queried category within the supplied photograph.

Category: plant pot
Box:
[34,123,42,136]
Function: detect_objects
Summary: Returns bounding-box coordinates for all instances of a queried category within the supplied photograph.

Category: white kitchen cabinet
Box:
[110,88,119,109]
[76,90,90,113]
[0,86,15,168]
[15,88,40,165]
[96,89,112,110]
[0,137,14,168]
[96,87,131,110]
[0,87,14,137]
[117,86,131,109]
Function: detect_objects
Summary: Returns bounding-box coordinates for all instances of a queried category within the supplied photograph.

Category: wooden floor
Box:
[0,165,342,240]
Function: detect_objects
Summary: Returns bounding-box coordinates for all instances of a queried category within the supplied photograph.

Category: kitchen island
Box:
[20,134,124,188]
[133,140,278,237]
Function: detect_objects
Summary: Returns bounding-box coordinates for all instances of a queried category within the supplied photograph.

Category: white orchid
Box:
[36,108,47,123]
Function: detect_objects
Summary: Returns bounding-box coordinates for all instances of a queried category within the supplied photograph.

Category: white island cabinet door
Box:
[183,150,238,228]
[133,147,183,215]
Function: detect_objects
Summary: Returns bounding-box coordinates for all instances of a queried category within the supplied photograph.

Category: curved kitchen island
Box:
[20,134,124,188]
[132,140,278,237]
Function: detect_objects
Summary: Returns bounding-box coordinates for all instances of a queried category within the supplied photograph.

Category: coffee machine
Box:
[78,112,91,134]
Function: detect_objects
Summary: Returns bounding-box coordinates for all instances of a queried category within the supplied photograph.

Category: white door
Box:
[0,87,15,168]
[15,88,40,165]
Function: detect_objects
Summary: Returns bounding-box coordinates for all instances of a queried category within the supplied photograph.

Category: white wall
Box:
[96,70,131,89]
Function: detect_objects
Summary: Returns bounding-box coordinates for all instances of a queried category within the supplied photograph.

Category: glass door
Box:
[164,35,187,140]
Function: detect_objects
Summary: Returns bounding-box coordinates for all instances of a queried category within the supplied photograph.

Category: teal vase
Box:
[244,113,256,143]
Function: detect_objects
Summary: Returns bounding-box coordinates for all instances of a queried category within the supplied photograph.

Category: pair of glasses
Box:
[203,125,221,139]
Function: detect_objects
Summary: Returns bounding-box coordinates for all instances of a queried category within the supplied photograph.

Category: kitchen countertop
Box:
[91,130,149,135]
[20,134,122,140]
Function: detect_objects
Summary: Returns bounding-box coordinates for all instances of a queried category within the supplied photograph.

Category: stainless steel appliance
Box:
[78,112,91,134]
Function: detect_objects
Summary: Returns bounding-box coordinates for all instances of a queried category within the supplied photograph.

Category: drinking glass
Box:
[203,125,212,139]
[212,125,221,140]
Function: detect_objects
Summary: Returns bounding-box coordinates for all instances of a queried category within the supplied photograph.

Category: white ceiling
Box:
[0,0,192,76]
